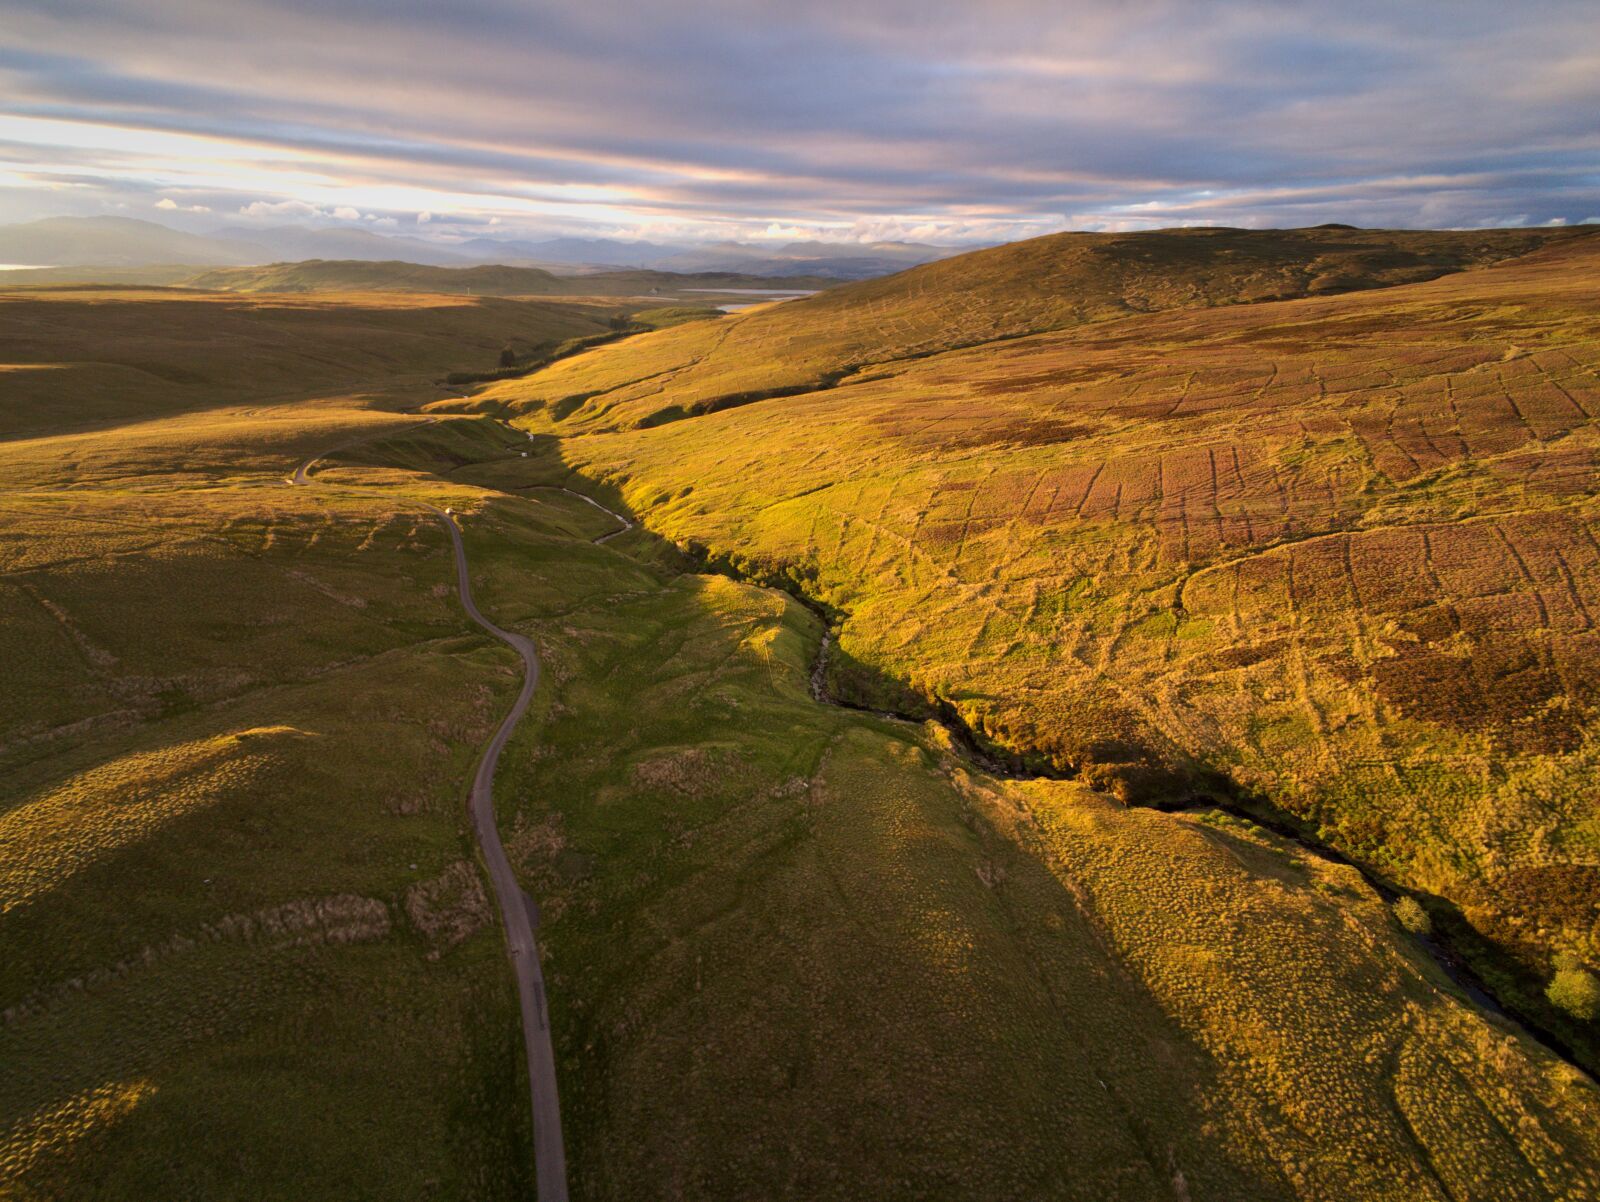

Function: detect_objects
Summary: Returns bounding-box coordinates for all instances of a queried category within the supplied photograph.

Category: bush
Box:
[1547,961,1600,1021]
[1392,895,1432,936]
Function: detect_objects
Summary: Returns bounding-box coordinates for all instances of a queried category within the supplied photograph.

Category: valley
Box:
[3,226,1600,1199]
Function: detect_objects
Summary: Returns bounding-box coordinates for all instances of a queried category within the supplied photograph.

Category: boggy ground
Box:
[481,229,1600,1071]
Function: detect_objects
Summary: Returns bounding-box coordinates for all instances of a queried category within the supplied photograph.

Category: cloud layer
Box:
[0,0,1595,242]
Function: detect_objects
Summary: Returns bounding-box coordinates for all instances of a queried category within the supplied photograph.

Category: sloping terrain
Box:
[0,460,537,1193]
[339,417,1600,1200]
[493,227,1600,1070]
[4,244,1600,1198]
[0,287,619,439]
[469,225,1592,429]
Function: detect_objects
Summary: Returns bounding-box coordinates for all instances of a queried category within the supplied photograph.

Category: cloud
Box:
[239,198,325,219]
[155,196,210,212]
[332,205,360,220]
[0,2,1595,241]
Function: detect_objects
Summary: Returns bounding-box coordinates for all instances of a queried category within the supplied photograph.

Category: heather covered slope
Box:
[337,418,1600,1200]
[471,224,1593,430]
[7,276,1600,1197]
[501,228,1600,1065]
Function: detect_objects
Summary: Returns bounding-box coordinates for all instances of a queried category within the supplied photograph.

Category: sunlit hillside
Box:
[491,227,1600,1068]
[470,225,1591,429]
[5,236,1600,1198]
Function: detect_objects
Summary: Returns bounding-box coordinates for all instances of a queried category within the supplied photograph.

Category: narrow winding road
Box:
[291,438,586,1202]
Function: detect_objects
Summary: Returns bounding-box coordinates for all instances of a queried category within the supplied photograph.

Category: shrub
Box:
[1392,895,1431,936]
[1546,964,1600,1021]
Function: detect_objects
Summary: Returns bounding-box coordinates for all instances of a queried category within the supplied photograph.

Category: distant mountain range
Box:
[0,216,962,279]
[0,217,266,267]
[183,259,840,297]
[482,236,959,278]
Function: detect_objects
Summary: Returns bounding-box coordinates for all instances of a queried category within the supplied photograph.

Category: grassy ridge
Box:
[501,229,1600,1067]
[469,224,1592,430]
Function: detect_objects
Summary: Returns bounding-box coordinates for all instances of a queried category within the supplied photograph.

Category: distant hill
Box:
[486,223,1599,430]
[469,235,671,268]
[446,234,957,278]
[0,215,954,280]
[0,217,267,266]
[218,224,476,267]
[652,238,957,279]
[184,258,841,297]
[185,259,567,295]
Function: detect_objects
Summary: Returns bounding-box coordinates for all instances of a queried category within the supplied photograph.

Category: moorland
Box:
[3,227,1599,1199]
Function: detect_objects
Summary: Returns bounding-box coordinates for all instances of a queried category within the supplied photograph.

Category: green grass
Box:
[343,419,1600,1199]
[497,228,1600,1072]
[0,297,583,1196]
[6,235,1600,1197]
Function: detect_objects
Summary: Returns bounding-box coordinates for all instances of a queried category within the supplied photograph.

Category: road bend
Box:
[292,439,568,1202]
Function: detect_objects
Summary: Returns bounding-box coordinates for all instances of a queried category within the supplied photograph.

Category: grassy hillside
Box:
[469,225,1593,429]
[333,417,1600,1200]
[185,259,838,297]
[0,287,621,438]
[0,399,548,1190]
[495,227,1600,1071]
[5,243,1600,1197]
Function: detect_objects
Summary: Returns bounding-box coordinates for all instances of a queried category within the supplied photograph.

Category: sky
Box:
[0,0,1596,246]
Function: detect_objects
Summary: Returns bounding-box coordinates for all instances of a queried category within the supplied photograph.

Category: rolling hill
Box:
[476,224,1593,430]
[0,287,623,439]
[483,224,1600,1073]
[5,228,1600,1198]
